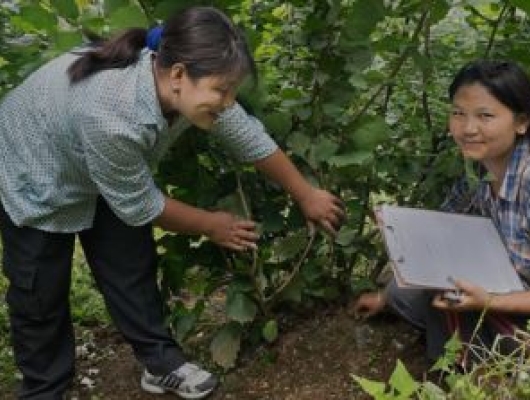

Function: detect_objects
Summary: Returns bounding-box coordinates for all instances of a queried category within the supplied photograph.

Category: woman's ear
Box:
[516,115,530,135]
[169,63,186,92]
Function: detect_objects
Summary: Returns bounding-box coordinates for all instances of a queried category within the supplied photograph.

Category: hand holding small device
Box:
[442,276,462,305]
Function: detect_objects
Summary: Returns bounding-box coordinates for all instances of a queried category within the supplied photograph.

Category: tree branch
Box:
[350,6,431,125]
[484,1,510,57]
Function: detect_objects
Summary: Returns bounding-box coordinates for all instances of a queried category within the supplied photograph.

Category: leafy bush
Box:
[0,271,17,391]
[354,329,530,399]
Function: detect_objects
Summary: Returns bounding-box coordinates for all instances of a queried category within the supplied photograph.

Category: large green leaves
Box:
[226,291,257,324]
[51,0,79,20]
[510,0,530,15]
[342,0,386,40]
[350,116,391,152]
[14,5,56,32]
[210,322,242,369]
[107,4,148,30]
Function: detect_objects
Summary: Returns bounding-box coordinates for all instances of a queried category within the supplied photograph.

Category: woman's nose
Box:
[463,117,479,134]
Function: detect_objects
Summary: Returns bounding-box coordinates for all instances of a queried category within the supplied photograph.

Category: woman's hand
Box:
[351,291,386,319]
[432,279,492,312]
[207,211,259,251]
[298,187,345,237]
[252,150,345,236]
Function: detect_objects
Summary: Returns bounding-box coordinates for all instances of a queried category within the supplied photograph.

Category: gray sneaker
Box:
[141,362,218,399]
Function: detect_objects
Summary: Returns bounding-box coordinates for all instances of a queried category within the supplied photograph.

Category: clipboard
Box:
[378,205,524,294]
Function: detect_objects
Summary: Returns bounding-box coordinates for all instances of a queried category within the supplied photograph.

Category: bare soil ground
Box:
[46,306,429,400]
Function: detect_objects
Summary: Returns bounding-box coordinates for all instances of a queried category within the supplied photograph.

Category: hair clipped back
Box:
[68,6,256,85]
[157,7,256,83]
[68,28,147,83]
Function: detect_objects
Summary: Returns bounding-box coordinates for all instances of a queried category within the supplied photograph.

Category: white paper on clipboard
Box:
[378,205,524,294]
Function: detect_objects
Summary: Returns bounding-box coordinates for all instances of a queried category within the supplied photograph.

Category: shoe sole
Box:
[141,379,215,399]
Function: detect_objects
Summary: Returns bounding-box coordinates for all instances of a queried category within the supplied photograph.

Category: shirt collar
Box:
[135,49,167,132]
[498,136,530,201]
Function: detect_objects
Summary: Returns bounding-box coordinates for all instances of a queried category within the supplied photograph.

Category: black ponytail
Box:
[68,28,147,84]
[68,7,257,86]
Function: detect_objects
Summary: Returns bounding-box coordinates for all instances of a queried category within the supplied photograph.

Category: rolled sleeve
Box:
[79,115,165,226]
[212,102,278,162]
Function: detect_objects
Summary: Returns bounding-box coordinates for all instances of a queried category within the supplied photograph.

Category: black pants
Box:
[0,199,185,399]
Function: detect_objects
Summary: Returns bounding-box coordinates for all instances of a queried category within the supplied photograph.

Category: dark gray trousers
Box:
[0,199,185,400]
[385,278,528,364]
[385,279,449,361]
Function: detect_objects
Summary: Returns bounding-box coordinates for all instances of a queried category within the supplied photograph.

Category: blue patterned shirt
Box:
[0,49,277,232]
[441,137,530,282]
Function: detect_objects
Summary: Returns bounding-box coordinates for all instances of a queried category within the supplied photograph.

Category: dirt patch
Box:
[55,307,429,400]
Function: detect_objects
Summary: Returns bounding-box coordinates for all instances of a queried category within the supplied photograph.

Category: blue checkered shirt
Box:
[0,49,277,232]
[441,137,530,282]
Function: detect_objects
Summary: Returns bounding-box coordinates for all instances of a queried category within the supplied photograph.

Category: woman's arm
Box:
[488,290,530,313]
[154,196,259,251]
[213,103,344,235]
[433,278,530,314]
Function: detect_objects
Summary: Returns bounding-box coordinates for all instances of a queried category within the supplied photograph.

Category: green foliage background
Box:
[1,0,530,369]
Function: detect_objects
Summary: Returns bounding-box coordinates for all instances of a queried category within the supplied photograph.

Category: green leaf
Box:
[267,230,307,263]
[104,0,129,15]
[388,360,419,398]
[210,322,242,369]
[279,274,304,303]
[51,0,79,20]
[287,131,311,157]
[216,193,248,218]
[301,261,324,284]
[279,87,310,107]
[351,116,390,151]
[321,103,345,119]
[352,374,387,397]
[53,31,83,52]
[173,313,197,343]
[226,292,257,323]
[342,0,386,41]
[227,278,255,294]
[510,0,530,15]
[108,5,148,31]
[262,319,278,343]
[328,151,372,167]
[431,332,463,373]
[153,0,196,20]
[343,44,373,72]
[263,112,292,137]
[310,137,339,164]
[430,1,450,24]
[419,381,447,399]
[335,227,357,246]
[18,5,57,32]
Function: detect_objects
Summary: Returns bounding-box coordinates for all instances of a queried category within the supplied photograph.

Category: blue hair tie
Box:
[146,25,164,51]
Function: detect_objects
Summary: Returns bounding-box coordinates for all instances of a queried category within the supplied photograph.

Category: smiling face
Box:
[166,64,240,130]
[449,83,529,176]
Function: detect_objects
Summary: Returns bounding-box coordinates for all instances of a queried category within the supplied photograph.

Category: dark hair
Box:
[449,60,530,118]
[68,6,256,84]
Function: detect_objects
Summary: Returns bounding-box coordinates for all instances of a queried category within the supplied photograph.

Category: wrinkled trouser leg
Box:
[385,278,450,361]
[78,198,186,375]
[0,204,76,400]
[386,278,530,364]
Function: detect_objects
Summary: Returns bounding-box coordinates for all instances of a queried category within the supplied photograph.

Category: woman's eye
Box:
[479,113,494,119]
[451,110,464,117]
